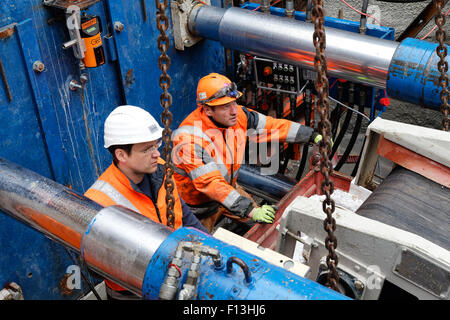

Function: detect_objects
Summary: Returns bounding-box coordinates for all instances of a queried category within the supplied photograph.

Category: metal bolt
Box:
[80,73,88,84]
[354,265,361,272]
[354,280,365,291]
[69,80,83,91]
[319,256,328,270]
[33,61,45,73]
[114,21,124,32]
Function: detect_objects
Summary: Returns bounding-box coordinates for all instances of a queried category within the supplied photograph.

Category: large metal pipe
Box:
[0,157,172,296]
[0,158,101,251]
[188,5,450,110]
[188,5,399,88]
[0,158,348,300]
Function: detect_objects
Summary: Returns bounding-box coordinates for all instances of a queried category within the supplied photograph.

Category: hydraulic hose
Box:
[296,88,312,181]
[278,94,297,174]
[351,136,367,177]
[359,0,369,34]
[334,86,365,171]
[330,83,355,159]
[331,81,346,140]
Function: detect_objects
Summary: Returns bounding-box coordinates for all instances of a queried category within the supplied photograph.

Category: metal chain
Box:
[434,0,449,131]
[311,0,340,292]
[155,0,175,228]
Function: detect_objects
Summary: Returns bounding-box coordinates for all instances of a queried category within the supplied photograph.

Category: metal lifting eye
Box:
[226,256,252,285]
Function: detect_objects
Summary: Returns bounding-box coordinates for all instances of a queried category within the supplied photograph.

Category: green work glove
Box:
[251,205,276,223]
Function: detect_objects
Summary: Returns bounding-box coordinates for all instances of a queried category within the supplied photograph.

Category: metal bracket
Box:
[0,283,24,300]
[170,0,209,51]
[61,6,86,60]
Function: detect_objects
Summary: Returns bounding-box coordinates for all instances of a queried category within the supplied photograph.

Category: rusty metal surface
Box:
[0,60,12,102]
[397,0,449,42]
[155,0,176,228]
[0,23,16,39]
[434,0,450,131]
[311,0,340,292]
[376,136,450,188]
[394,248,450,298]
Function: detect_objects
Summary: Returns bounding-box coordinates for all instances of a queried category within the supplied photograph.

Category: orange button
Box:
[263,66,272,76]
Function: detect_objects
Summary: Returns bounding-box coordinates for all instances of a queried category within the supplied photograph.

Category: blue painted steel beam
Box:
[241,2,395,40]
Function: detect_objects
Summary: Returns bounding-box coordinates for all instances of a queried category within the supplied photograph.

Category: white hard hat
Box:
[104,105,163,148]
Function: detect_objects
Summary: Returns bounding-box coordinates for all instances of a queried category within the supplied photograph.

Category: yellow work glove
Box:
[311,132,334,148]
[251,205,276,223]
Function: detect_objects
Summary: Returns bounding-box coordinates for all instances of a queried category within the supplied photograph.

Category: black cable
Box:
[278,94,297,174]
[334,86,365,171]
[359,0,369,34]
[296,88,312,181]
[330,81,346,140]
[64,247,102,300]
[351,135,366,177]
[330,83,355,159]
[350,87,369,176]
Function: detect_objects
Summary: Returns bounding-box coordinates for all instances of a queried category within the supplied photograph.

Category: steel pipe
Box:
[0,157,101,250]
[188,5,399,88]
[0,157,172,296]
[81,206,172,295]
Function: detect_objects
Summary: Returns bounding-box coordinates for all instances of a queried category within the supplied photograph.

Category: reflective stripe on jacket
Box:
[84,157,183,291]
[172,105,313,218]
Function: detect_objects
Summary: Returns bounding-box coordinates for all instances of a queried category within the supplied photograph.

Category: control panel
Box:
[254,57,301,94]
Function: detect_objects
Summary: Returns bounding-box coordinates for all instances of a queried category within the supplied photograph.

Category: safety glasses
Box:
[200,82,240,105]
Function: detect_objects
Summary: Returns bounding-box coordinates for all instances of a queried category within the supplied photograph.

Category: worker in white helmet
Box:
[85,105,208,300]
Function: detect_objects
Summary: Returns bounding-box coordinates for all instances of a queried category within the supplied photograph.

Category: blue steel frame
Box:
[0,0,225,299]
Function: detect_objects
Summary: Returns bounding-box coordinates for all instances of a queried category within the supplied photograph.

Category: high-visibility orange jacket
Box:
[84,157,183,292]
[172,105,314,219]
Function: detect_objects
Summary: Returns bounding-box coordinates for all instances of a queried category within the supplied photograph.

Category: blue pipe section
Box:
[142,227,349,300]
[388,38,449,110]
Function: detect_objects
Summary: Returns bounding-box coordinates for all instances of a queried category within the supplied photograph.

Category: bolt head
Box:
[33,61,45,73]
[114,22,124,32]
[354,280,365,290]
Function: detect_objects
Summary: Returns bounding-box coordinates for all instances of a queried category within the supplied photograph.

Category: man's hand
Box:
[249,205,276,223]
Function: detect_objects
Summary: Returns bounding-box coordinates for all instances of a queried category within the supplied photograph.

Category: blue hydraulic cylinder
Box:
[388,38,449,110]
[142,227,349,300]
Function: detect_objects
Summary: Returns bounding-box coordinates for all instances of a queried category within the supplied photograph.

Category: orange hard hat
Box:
[197,73,243,106]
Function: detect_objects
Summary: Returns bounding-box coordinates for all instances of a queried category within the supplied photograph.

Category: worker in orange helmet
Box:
[172,73,323,233]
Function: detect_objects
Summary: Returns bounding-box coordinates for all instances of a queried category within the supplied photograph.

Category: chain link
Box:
[434,0,449,131]
[311,0,340,292]
[155,0,175,228]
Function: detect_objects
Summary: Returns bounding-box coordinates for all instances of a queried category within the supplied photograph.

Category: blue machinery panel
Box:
[0,0,225,299]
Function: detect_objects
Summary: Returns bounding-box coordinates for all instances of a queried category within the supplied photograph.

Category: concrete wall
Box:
[323,0,450,129]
